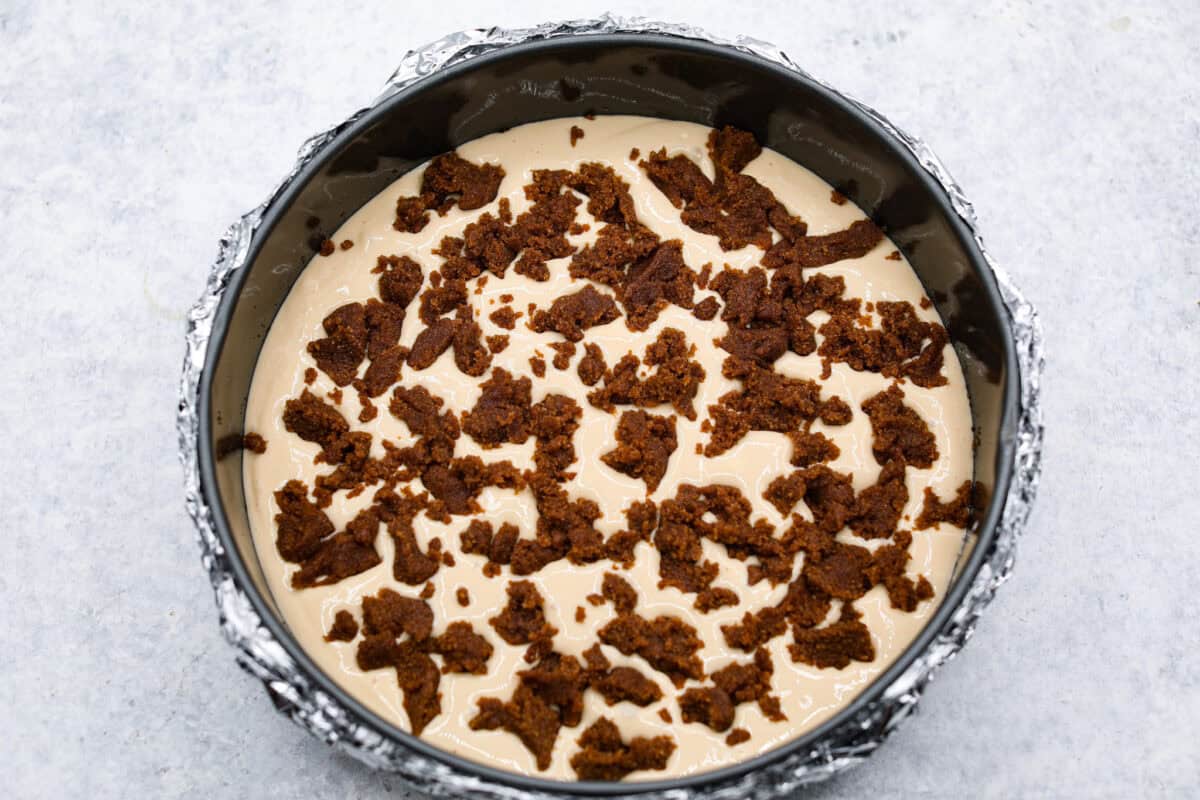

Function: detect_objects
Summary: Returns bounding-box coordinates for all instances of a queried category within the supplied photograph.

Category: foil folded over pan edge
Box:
[177,13,1045,798]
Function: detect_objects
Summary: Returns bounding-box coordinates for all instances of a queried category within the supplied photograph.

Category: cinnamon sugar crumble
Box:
[324,610,359,642]
[256,119,973,780]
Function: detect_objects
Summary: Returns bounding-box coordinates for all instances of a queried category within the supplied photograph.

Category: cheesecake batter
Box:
[241,116,974,781]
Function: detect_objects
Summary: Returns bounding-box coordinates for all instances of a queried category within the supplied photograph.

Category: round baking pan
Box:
[183,20,1041,799]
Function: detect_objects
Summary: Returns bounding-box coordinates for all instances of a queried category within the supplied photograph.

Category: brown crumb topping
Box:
[861,384,938,467]
[462,367,532,447]
[570,717,675,780]
[639,127,780,252]
[679,647,785,734]
[548,341,576,370]
[432,621,494,674]
[916,480,978,530]
[324,610,359,642]
[376,255,424,308]
[598,609,704,688]
[460,519,521,573]
[273,124,967,764]
[471,683,562,769]
[601,410,678,493]
[216,432,267,459]
[703,357,848,457]
[488,305,519,330]
[818,300,949,388]
[490,580,558,648]
[788,603,876,669]
[725,728,750,745]
[530,284,620,341]
[274,479,382,589]
[692,296,720,321]
[530,354,547,378]
[392,152,505,233]
[577,343,607,386]
[588,328,706,420]
[307,303,368,386]
[423,153,505,213]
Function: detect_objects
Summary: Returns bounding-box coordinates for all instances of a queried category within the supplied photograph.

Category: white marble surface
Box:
[2,1,1197,797]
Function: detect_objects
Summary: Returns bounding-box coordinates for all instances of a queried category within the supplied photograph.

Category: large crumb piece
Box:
[787,603,876,669]
[569,717,675,780]
[600,410,678,493]
[530,285,620,341]
[588,328,705,420]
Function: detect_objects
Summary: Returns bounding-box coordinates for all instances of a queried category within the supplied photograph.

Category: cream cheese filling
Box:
[242,115,974,781]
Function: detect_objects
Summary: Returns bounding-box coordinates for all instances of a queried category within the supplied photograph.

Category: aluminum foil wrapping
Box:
[177,14,1045,798]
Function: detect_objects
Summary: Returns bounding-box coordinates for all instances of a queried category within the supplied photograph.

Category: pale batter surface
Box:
[242,116,974,781]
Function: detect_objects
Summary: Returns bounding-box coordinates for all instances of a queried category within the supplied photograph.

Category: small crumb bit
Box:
[886,250,902,261]
[324,610,359,642]
[830,190,848,205]
[657,708,672,723]
[486,334,509,354]
[216,432,268,459]
[570,125,585,147]
[420,581,435,599]
[548,341,576,370]
[577,343,607,386]
[575,606,586,623]
[489,306,519,330]
[529,354,546,378]
[456,587,470,606]
[629,147,640,160]
[692,296,719,321]
[357,393,377,423]
[340,239,354,250]
[920,296,932,309]
[304,367,317,385]
[319,239,335,256]
[500,293,514,303]
[726,728,751,745]
[586,593,604,606]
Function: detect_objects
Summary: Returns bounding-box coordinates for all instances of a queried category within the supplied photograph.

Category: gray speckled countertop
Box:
[2,1,1197,797]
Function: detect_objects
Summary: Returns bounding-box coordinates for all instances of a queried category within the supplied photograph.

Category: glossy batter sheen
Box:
[242,116,974,781]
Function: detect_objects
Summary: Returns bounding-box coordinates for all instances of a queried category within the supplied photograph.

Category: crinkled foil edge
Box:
[177,13,1045,799]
